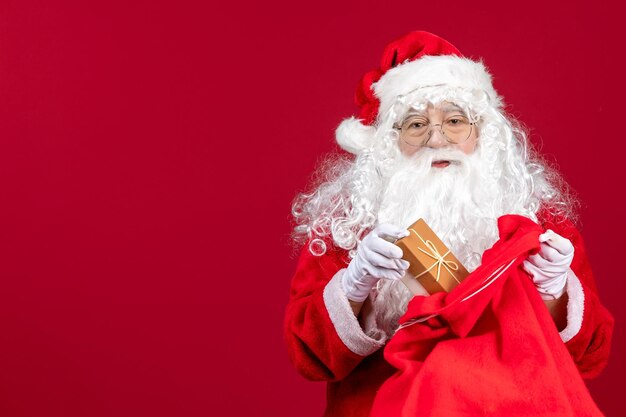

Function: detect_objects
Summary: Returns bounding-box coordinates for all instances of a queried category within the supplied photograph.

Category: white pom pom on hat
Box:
[335,31,501,155]
[335,116,377,155]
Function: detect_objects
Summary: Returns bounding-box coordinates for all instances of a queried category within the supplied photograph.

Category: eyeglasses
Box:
[393,114,477,147]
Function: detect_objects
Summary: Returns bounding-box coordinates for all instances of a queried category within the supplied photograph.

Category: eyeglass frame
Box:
[392,114,479,147]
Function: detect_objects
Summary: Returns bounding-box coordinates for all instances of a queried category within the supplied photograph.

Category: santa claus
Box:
[284,31,613,416]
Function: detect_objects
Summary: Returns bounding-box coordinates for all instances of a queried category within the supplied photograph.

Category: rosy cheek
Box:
[401,144,420,156]
[461,137,478,154]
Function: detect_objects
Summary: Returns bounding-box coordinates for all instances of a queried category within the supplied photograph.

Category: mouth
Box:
[431,160,453,168]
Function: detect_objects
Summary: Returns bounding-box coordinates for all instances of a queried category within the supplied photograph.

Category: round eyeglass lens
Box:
[441,116,472,143]
[399,116,430,146]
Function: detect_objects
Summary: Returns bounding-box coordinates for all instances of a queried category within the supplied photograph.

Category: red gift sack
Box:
[370,215,606,417]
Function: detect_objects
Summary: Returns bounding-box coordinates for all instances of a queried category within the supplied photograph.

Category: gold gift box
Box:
[395,219,469,294]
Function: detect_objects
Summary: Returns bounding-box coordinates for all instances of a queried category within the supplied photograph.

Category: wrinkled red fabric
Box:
[370,215,605,417]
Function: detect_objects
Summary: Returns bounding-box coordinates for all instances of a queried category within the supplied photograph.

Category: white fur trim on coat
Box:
[335,116,376,155]
[559,269,585,343]
[373,55,502,118]
[323,269,387,356]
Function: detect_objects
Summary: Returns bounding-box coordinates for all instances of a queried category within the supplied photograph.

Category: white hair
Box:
[293,87,574,252]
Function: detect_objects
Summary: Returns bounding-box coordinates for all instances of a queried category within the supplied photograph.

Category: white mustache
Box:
[415,148,468,163]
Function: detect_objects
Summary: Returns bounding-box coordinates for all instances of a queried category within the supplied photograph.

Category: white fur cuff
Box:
[323,269,387,356]
[559,269,585,343]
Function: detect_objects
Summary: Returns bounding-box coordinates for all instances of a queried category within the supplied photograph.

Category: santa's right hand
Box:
[341,223,410,302]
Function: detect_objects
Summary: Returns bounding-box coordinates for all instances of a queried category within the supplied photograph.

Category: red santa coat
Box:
[284,211,614,417]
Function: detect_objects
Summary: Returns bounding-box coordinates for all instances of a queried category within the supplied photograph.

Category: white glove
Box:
[341,223,410,302]
[522,229,574,300]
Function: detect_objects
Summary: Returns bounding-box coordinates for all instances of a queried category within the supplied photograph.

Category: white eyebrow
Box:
[439,104,466,114]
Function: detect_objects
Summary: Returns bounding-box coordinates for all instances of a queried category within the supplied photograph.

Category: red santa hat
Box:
[336,31,502,154]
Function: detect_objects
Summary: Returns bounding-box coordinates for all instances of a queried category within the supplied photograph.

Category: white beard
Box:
[371,147,518,336]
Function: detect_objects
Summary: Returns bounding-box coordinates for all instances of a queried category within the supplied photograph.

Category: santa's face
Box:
[397,102,478,160]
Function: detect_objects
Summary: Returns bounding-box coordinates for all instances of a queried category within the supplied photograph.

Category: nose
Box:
[425,125,448,148]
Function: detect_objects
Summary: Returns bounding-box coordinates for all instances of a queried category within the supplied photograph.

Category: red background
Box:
[0,1,624,416]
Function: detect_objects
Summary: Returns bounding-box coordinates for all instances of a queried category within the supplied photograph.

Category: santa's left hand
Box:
[522,229,574,300]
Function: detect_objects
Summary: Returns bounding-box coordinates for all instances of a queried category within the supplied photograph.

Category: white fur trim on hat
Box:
[335,116,376,155]
[373,55,502,117]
